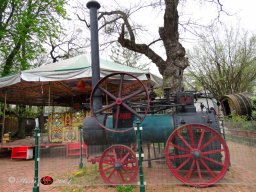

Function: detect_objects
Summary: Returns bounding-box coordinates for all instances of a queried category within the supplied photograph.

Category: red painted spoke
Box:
[112,148,118,161]
[188,125,195,148]
[170,153,192,159]
[118,74,124,98]
[114,105,120,129]
[103,166,114,173]
[123,159,137,164]
[197,128,205,149]
[177,132,193,150]
[98,86,117,100]
[119,147,124,160]
[102,160,114,166]
[107,169,116,180]
[122,88,145,102]
[196,160,202,180]
[121,152,130,164]
[95,102,116,114]
[200,135,218,150]
[200,159,216,178]
[169,143,190,152]
[122,166,137,171]
[185,159,195,179]
[120,171,133,181]
[118,170,125,182]
[176,157,191,171]
[122,102,143,120]
[202,149,224,155]
[202,156,224,166]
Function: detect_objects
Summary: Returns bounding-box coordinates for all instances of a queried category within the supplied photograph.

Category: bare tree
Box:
[46,27,88,63]
[188,26,256,100]
[77,0,226,93]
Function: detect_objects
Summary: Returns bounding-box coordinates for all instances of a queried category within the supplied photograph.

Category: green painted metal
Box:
[140,115,173,143]
[105,115,173,144]
[136,122,145,192]
[33,126,39,192]
[79,125,84,169]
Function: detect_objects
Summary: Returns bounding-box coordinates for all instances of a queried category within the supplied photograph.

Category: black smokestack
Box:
[86,1,102,111]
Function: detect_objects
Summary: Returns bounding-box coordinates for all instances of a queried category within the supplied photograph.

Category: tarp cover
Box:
[0,54,162,106]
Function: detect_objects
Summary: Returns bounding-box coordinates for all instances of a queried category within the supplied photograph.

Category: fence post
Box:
[33,119,39,192]
[79,125,84,169]
[136,122,145,192]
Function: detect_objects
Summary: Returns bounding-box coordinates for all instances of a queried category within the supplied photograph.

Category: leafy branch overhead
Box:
[0,0,68,76]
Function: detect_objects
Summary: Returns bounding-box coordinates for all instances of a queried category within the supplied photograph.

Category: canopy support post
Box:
[1,92,7,145]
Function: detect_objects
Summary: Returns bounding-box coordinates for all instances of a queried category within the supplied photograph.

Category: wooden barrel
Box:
[221,93,252,116]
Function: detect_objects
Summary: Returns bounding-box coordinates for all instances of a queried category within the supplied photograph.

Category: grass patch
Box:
[116,185,135,192]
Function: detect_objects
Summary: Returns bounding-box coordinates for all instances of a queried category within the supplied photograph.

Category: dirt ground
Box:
[0,140,255,192]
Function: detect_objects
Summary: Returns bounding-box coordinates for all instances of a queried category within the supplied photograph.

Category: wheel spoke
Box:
[118,170,125,182]
[123,159,137,164]
[122,102,143,120]
[202,156,224,166]
[188,125,195,148]
[197,128,205,149]
[122,88,145,102]
[103,166,114,173]
[169,153,192,159]
[200,135,218,150]
[202,149,224,155]
[112,148,118,161]
[185,159,195,179]
[196,160,202,180]
[114,105,120,129]
[121,152,130,164]
[177,132,193,150]
[169,143,190,152]
[176,157,191,171]
[122,166,137,171]
[98,86,117,100]
[102,160,114,166]
[107,169,116,180]
[118,74,124,98]
[95,102,116,114]
[200,159,216,178]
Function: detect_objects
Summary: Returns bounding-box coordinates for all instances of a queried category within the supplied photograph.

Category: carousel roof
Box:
[0,54,162,106]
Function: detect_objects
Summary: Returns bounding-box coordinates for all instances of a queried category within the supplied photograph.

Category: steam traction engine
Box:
[84,1,229,188]
[83,72,230,187]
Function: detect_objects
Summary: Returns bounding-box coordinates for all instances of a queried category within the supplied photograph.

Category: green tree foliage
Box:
[0,0,67,76]
[188,27,256,100]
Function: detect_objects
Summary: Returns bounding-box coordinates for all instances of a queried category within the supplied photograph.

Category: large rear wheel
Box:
[165,124,230,187]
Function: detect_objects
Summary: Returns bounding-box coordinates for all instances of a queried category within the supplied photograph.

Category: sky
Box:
[75,0,256,76]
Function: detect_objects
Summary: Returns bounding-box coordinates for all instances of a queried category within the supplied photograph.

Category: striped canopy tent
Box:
[0,54,162,106]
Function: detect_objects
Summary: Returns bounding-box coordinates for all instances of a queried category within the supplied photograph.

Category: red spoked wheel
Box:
[165,124,230,187]
[99,145,138,184]
[90,72,150,132]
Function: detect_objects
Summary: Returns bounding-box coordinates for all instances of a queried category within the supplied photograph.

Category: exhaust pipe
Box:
[87,1,102,111]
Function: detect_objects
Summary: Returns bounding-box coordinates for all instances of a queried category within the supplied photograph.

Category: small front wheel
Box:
[99,145,138,184]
